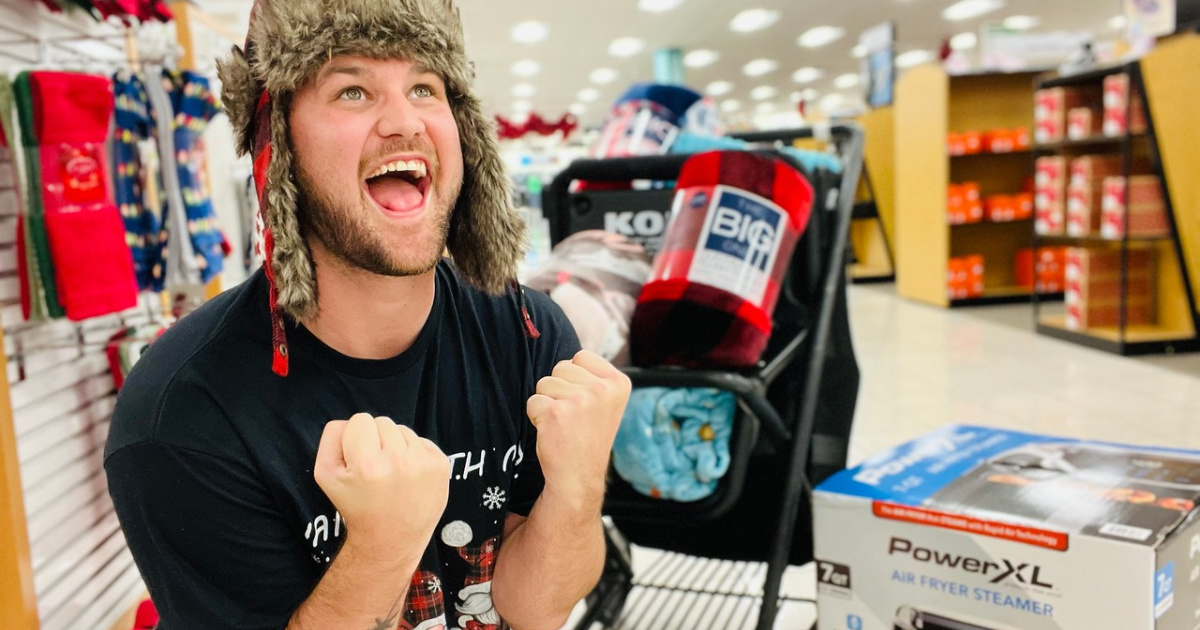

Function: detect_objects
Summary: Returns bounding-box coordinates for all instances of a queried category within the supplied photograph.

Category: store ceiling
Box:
[199,0,1124,129]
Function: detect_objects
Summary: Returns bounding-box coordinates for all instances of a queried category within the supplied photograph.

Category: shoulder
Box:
[105,273,270,459]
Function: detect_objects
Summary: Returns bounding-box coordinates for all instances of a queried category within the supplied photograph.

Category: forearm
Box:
[492,488,606,630]
[287,539,422,630]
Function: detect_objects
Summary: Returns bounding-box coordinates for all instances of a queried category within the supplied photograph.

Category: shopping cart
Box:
[544,124,864,630]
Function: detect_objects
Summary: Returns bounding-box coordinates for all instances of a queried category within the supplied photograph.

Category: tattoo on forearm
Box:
[368,592,404,630]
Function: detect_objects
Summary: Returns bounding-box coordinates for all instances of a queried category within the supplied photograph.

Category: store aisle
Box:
[847,284,1200,466]
[575,284,1200,630]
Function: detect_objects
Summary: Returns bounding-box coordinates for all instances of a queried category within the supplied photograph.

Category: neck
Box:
[302,240,437,360]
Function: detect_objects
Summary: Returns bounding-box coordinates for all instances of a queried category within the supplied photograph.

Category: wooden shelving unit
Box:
[895,67,1043,307]
[1032,34,1200,355]
[849,106,896,284]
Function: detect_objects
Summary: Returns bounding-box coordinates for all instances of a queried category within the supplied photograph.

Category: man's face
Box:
[289,55,463,276]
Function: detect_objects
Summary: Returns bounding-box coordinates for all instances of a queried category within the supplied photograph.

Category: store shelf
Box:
[1038,315,1200,355]
[1034,133,1148,154]
[949,149,1034,158]
[1036,232,1173,244]
[951,218,1034,227]
[950,285,1038,307]
[1039,62,1130,89]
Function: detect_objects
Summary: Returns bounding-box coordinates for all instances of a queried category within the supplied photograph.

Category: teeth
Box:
[369,159,427,180]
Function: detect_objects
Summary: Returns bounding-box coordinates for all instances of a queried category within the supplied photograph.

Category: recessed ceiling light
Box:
[511,21,549,44]
[706,80,735,96]
[590,68,619,84]
[751,86,778,100]
[942,0,1004,21]
[512,100,533,113]
[639,0,686,11]
[755,102,776,114]
[720,99,742,112]
[792,67,825,83]
[609,37,646,58]
[1109,15,1127,30]
[743,58,779,77]
[1003,15,1040,30]
[797,26,846,48]
[896,49,935,68]
[730,9,780,33]
[833,73,860,89]
[511,83,536,98]
[568,103,587,115]
[511,60,542,77]
[578,88,600,102]
[950,32,978,50]
[684,49,720,68]
[820,93,846,112]
[790,91,803,102]
[801,88,819,100]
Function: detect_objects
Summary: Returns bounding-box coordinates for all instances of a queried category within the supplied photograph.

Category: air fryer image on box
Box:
[893,605,1012,630]
[926,442,1200,546]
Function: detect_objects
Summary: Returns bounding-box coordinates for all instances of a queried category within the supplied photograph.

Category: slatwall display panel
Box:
[1,130,155,630]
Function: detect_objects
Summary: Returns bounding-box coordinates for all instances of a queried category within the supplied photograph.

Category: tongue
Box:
[366,177,423,214]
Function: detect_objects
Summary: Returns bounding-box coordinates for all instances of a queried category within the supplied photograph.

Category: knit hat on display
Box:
[217,0,526,376]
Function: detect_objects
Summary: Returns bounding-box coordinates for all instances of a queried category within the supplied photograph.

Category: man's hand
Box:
[314,414,451,556]
[526,350,632,509]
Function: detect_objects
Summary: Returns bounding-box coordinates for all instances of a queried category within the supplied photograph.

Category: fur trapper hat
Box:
[217,0,526,375]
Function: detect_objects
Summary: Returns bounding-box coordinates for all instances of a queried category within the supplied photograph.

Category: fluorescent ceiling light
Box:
[568,103,587,115]
[851,44,867,58]
[790,91,803,102]
[755,102,775,114]
[1109,15,1127,29]
[639,0,685,11]
[511,60,541,77]
[833,73,860,89]
[577,88,600,102]
[590,68,619,84]
[792,67,825,83]
[730,9,780,33]
[706,80,735,96]
[511,21,549,43]
[684,49,720,68]
[1003,15,1041,30]
[511,100,532,113]
[801,88,819,100]
[896,49,935,68]
[950,32,978,50]
[751,85,778,100]
[797,26,846,48]
[720,99,742,112]
[942,0,1004,22]
[743,58,779,77]
[608,37,646,58]
[511,83,536,98]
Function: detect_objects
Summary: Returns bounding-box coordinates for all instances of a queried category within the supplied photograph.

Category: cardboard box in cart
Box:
[814,426,1200,630]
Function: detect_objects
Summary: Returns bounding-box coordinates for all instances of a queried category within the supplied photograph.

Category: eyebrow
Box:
[317,64,375,84]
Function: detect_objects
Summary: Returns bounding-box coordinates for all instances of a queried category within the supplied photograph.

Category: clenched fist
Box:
[314,414,451,555]
[526,350,632,507]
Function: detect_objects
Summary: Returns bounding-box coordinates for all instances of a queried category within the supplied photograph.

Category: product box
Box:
[1035,247,1067,294]
[1067,155,1128,236]
[1067,107,1099,140]
[947,256,984,300]
[948,183,983,225]
[982,128,1030,153]
[1101,176,1170,239]
[815,425,1200,630]
[1035,157,1067,235]
[1103,73,1148,138]
[1064,247,1155,329]
[1034,88,1087,144]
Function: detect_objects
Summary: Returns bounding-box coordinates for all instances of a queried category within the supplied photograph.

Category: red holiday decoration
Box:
[495,112,578,140]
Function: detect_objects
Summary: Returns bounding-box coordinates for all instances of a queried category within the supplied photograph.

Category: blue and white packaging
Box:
[814,425,1200,630]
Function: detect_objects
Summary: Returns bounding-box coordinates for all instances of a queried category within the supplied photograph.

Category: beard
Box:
[294,153,457,277]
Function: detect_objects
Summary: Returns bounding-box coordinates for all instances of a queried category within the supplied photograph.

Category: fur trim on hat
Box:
[217,0,525,322]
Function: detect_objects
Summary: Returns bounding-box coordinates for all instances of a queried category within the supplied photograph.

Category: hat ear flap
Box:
[215,46,259,156]
[264,99,318,320]
[447,94,527,295]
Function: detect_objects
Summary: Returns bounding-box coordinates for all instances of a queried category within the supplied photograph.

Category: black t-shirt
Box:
[105,261,580,630]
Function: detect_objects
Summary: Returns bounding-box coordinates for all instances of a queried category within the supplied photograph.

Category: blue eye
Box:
[339,87,366,101]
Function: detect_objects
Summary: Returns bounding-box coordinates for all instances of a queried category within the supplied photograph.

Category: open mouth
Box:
[364,158,431,216]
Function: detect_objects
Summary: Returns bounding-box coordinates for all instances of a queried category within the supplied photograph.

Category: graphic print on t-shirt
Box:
[401,570,448,630]
[453,537,500,630]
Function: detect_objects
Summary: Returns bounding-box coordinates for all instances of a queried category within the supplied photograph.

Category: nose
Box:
[375,95,426,139]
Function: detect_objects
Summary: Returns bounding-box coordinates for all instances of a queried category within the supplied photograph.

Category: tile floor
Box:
[567,283,1200,630]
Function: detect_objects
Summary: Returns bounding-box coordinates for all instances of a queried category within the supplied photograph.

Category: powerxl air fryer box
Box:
[814,425,1200,630]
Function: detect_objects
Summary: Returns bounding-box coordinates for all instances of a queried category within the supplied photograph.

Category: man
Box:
[104,1,630,629]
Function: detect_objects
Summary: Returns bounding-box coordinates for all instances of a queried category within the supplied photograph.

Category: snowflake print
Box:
[482,486,507,511]
[427,574,441,594]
